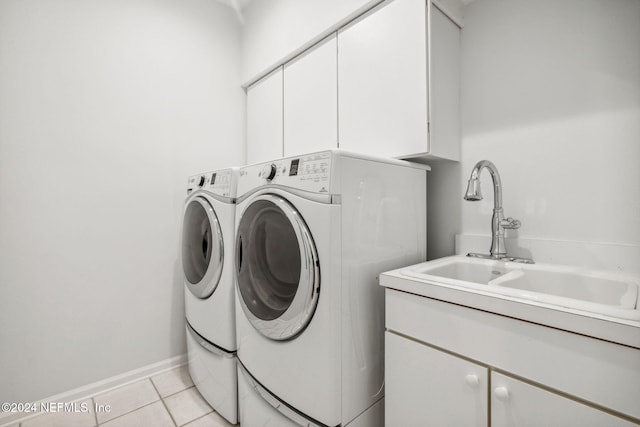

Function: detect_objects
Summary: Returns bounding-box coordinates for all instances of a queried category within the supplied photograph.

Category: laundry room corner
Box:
[0,0,245,408]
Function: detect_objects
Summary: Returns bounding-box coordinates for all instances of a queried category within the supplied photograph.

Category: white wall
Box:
[0,0,244,403]
[238,0,640,264]
[429,0,640,261]
[240,0,380,83]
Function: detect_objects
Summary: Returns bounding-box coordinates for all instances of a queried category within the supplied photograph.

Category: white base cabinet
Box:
[491,372,637,427]
[385,331,487,426]
[384,289,640,426]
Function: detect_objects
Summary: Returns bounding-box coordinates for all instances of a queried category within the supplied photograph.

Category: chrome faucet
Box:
[464,160,531,262]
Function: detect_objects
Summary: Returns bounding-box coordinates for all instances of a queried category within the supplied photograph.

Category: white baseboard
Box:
[0,353,187,427]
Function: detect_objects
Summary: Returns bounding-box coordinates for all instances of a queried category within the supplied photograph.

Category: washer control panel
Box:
[239,151,333,195]
[187,168,238,198]
[261,163,278,181]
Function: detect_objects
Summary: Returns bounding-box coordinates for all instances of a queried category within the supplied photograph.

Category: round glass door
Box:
[182,196,224,298]
[235,194,320,341]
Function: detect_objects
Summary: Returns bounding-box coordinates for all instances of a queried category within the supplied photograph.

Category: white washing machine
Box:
[181,167,239,424]
[234,151,428,427]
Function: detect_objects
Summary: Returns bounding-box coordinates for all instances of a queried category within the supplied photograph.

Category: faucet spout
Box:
[464,160,503,209]
[464,160,516,259]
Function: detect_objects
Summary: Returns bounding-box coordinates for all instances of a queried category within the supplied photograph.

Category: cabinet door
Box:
[491,372,637,427]
[283,35,338,157]
[385,331,488,427]
[338,0,428,159]
[246,67,283,164]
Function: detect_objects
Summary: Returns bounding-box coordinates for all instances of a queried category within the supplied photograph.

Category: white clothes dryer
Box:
[234,151,428,427]
[181,168,239,424]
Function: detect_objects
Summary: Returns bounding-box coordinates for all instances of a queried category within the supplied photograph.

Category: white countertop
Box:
[380,266,640,350]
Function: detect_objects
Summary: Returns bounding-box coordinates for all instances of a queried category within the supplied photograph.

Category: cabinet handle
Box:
[465,374,480,388]
[494,387,510,401]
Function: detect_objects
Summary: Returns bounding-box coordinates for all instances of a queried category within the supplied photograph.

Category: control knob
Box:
[262,164,277,181]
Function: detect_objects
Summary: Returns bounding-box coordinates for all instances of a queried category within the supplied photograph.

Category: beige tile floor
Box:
[8,365,235,427]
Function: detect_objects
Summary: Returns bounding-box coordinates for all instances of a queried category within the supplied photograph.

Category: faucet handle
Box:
[501,217,521,229]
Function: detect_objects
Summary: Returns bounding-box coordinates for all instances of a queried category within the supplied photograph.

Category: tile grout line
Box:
[149,377,178,427]
[91,396,98,427]
[165,386,194,400]
[95,379,162,426]
[156,382,197,400]
[12,396,98,427]
[96,400,163,427]
[13,372,199,427]
[184,411,213,427]
[8,367,191,427]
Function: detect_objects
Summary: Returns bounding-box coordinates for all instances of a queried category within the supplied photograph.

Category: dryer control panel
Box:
[187,168,238,198]
[238,151,333,196]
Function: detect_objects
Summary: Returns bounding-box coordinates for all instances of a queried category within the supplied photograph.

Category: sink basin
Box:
[401,256,518,287]
[491,269,638,308]
[401,256,640,320]
[406,259,510,284]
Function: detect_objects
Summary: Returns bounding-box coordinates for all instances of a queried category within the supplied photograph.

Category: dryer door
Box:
[182,195,224,298]
[236,194,320,341]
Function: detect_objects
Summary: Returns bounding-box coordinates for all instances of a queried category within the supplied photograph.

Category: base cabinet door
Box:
[385,331,488,427]
[491,372,637,427]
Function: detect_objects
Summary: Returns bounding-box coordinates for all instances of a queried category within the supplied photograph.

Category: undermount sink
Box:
[400,256,640,321]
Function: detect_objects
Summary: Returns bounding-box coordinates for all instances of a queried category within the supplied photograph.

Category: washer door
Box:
[235,194,320,341]
[182,195,224,299]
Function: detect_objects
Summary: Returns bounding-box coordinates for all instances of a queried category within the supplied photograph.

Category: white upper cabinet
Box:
[246,68,283,165]
[240,0,381,83]
[338,0,460,161]
[283,35,338,157]
[338,0,428,159]
[245,0,460,162]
